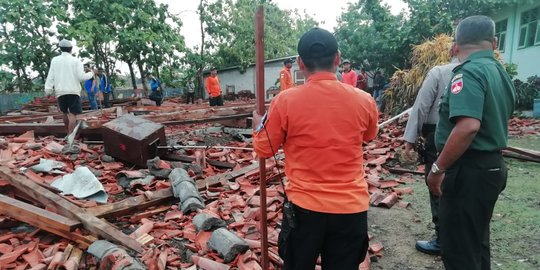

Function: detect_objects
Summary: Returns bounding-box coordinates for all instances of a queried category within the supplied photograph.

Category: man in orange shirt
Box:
[341,59,357,86]
[205,67,223,106]
[253,28,379,270]
[279,59,295,91]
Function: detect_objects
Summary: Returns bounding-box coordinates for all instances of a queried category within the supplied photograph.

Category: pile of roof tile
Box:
[508,118,540,136]
[1,107,538,269]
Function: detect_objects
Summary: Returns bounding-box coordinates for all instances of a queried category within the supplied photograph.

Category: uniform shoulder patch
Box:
[451,73,463,82]
[451,78,463,94]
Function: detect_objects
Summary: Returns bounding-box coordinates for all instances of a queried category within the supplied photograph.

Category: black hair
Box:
[301,53,337,72]
[60,47,72,53]
[456,15,495,46]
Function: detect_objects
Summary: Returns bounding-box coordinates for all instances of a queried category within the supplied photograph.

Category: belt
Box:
[461,149,502,158]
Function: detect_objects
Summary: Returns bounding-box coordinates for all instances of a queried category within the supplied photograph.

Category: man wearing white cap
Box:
[45,39,94,134]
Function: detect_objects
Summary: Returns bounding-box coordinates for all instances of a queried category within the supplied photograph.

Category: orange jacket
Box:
[342,70,358,87]
[279,67,294,91]
[205,76,221,97]
[253,72,379,214]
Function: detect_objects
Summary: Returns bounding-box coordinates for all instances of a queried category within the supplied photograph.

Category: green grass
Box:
[406,136,540,269]
[491,150,540,269]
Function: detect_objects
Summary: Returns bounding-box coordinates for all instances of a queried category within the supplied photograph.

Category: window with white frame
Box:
[495,19,508,51]
[518,7,540,48]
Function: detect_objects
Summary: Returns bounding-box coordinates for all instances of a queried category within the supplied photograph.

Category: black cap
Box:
[284,58,294,65]
[210,67,217,71]
[297,28,338,60]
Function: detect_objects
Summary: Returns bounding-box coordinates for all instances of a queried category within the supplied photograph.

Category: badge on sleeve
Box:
[451,78,463,94]
[451,73,463,82]
[255,112,268,132]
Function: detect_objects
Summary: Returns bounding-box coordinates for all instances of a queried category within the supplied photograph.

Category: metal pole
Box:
[255,5,269,270]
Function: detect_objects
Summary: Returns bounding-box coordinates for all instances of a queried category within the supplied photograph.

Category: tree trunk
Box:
[128,61,137,90]
[136,57,148,96]
[198,0,206,99]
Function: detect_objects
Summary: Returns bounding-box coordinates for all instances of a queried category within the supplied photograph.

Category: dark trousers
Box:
[439,151,507,270]
[280,204,369,270]
[209,95,223,106]
[422,124,440,239]
[186,92,195,104]
[103,92,111,108]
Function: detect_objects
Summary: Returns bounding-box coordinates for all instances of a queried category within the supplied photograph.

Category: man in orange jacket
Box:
[279,59,295,92]
[253,27,379,270]
[205,67,223,106]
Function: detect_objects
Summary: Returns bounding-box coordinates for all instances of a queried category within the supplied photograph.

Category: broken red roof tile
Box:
[397,201,411,208]
[164,210,183,221]
[396,176,417,184]
[130,220,154,239]
[0,245,28,265]
[367,155,389,166]
[22,247,45,267]
[192,255,231,270]
[369,242,384,254]
[392,187,414,195]
[378,180,400,189]
[379,192,399,208]
[195,231,213,252]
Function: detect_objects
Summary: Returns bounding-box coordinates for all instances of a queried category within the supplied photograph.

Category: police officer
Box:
[427,15,515,270]
[403,45,459,255]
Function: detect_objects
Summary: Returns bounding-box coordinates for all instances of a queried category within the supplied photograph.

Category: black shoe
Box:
[415,239,441,255]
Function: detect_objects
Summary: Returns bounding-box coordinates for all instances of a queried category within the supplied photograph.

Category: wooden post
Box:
[255,5,269,270]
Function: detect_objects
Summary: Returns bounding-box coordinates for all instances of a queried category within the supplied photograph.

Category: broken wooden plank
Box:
[162,154,237,169]
[0,123,103,137]
[0,195,94,248]
[129,205,171,222]
[0,167,143,253]
[0,194,80,232]
[505,146,540,160]
[502,150,540,163]
[384,166,424,175]
[86,188,174,218]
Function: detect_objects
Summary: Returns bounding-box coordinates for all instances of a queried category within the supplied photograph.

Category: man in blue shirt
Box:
[83,64,98,110]
[98,67,112,108]
[146,72,163,106]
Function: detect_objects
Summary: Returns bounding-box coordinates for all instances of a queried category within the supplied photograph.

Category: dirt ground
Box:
[368,177,444,270]
[367,136,540,270]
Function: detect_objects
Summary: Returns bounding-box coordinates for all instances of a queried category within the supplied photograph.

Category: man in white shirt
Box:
[45,39,94,134]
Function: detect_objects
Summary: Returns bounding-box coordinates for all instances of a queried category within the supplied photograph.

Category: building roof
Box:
[204,55,298,74]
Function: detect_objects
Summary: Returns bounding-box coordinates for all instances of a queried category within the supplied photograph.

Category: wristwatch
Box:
[431,163,445,175]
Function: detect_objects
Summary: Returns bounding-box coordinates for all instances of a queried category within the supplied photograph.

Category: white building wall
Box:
[493,2,540,80]
[203,60,300,99]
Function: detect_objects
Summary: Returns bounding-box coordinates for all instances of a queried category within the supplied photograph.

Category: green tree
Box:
[0,0,65,92]
[207,0,318,70]
[335,0,407,73]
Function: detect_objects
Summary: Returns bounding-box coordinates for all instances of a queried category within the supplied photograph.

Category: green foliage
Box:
[335,0,526,74]
[504,63,518,79]
[335,0,408,73]
[513,76,540,110]
[0,0,65,92]
[205,0,318,70]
